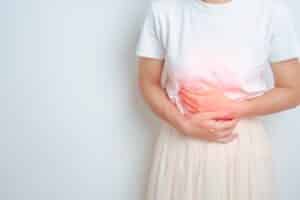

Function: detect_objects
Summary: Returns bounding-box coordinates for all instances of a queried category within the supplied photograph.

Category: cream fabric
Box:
[145,117,277,200]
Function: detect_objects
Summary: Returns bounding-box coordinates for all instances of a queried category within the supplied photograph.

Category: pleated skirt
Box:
[145,117,277,200]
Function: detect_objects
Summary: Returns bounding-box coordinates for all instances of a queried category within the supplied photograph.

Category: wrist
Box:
[174,113,189,133]
[233,99,252,118]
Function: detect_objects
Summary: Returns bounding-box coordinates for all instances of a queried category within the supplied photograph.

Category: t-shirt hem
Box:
[269,51,300,64]
[135,50,165,60]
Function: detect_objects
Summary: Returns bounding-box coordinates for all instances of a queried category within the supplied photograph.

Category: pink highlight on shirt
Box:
[165,71,266,116]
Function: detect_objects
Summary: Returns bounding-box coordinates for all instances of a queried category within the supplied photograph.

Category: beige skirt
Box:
[145,117,277,200]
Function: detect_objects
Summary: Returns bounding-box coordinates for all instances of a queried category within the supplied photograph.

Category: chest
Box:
[163,10,272,77]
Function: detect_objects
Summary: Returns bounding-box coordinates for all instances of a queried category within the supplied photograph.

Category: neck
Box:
[202,0,232,4]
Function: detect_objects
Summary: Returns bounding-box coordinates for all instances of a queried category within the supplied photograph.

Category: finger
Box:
[179,88,205,100]
[221,118,240,126]
[202,117,237,131]
[185,88,221,97]
[181,81,218,93]
[180,95,199,112]
[216,133,238,143]
[181,86,212,96]
[214,114,235,120]
[180,88,222,110]
[213,128,235,138]
[200,110,233,121]
[180,92,199,106]
[180,89,215,105]
[214,110,236,120]
[182,100,198,114]
[214,119,239,131]
[221,133,238,143]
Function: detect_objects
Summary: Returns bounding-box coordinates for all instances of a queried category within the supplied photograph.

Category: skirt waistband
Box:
[160,116,266,136]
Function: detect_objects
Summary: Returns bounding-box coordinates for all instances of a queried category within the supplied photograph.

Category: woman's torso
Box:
[154,0,276,112]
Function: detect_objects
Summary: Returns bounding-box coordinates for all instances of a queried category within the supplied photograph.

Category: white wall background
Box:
[1,0,300,200]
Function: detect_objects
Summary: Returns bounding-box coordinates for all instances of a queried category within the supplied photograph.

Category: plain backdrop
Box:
[1,0,300,200]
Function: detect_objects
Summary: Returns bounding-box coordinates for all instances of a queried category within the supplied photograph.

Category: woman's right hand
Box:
[179,111,240,143]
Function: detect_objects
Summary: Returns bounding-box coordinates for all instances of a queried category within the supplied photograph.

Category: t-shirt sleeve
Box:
[135,4,165,60]
[268,1,300,63]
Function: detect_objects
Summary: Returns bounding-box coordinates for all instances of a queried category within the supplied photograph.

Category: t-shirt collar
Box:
[192,0,238,14]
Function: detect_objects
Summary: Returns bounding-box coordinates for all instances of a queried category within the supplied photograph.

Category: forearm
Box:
[235,87,300,118]
[139,81,186,131]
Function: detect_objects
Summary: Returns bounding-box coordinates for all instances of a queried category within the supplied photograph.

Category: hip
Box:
[157,117,272,158]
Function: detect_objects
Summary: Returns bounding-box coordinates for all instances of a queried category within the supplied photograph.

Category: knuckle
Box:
[218,131,232,138]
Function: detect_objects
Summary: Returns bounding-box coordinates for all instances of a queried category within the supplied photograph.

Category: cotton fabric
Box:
[136,0,300,114]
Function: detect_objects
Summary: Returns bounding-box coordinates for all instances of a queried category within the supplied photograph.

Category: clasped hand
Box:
[178,84,241,143]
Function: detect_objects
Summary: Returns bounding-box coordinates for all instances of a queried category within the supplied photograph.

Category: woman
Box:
[136,0,300,199]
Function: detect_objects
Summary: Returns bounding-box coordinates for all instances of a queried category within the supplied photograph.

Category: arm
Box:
[137,56,186,132]
[138,56,240,143]
[235,58,300,118]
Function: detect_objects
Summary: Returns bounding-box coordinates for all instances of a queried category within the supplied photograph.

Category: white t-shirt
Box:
[136,0,300,114]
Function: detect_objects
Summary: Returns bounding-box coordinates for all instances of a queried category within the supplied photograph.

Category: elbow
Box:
[289,88,300,109]
[295,90,300,107]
